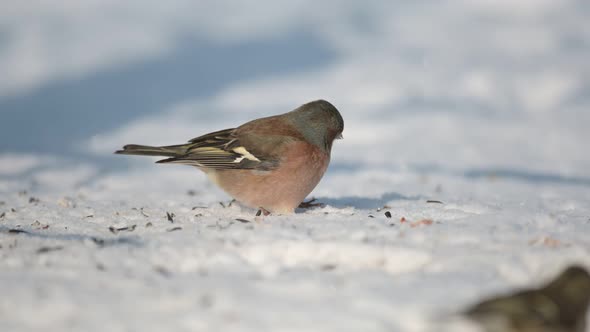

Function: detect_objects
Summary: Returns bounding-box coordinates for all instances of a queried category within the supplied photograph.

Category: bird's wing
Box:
[156,128,287,170]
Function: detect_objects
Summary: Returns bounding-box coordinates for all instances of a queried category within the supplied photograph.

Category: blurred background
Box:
[1,0,589,192]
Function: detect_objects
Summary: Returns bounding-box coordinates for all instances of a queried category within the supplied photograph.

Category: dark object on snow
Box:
[7,229,29,235]
[91,237,105,246]
[465,265,590,332]
[384,211,392,218]
[166,212,175,223]
[109,225,137,234]
[36,246,64,254]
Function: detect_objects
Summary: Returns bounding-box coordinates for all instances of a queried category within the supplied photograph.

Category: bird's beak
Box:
[336,133,343,140]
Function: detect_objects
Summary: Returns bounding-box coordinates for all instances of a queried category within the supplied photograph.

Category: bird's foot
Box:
[219,199,237,208]
[298,198,325,209]
[256,207,271,216]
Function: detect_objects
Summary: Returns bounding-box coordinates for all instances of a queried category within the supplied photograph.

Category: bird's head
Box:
[287,99,344,153]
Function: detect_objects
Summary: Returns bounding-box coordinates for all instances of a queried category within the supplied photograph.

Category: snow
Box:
[2,1,590,331]
[2,164,589,332]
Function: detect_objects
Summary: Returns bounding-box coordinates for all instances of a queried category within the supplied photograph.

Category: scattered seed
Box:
[219,202,226,208]
[29,197,40,204]
[167,227,182,232]
[385,211,392,218]
[166,212,175,223]
[85,215,94,218]
[145,222,153,227]
[36,246,64,254]
[235,218,251,223]
[109,225,137,234]
[91,237,105,246]
[30,221,49,230]
[0,212,5,219]
[192,206,207,210]
[256,210,262,217]
[426,200,444,204]
[368,215,375,218]
[11,208,16,213]
[194,213,203,217]
[140,208,149,217]
[187,190,197,196]
[8,229,29,234]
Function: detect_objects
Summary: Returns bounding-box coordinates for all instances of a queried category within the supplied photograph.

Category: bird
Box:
[464,265,590,332]
[115,99,344,215]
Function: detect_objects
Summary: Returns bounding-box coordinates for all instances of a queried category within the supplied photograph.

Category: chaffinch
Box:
[115,99,344,214]
[464,265,590,332]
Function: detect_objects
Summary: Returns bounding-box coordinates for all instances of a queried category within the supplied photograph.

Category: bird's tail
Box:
[115,144,189,158]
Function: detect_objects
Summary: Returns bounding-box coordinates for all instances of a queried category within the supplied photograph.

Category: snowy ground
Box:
[2,164,590,332]
[2,1,590,332]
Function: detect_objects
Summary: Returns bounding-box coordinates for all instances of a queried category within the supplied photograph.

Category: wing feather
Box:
[157,128,277,170]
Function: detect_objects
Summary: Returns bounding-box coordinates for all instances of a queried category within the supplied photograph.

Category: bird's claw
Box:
[298,198,324,209]
[256,207,271,216]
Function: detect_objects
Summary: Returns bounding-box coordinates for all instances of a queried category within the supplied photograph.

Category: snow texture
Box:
[1,1,590,332]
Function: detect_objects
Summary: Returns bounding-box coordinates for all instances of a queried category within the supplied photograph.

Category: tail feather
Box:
[114,144,188,158]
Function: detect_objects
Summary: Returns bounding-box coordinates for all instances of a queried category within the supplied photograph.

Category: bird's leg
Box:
[298,198,324,209]
[256,207,271,216]
[220,199,237,208]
